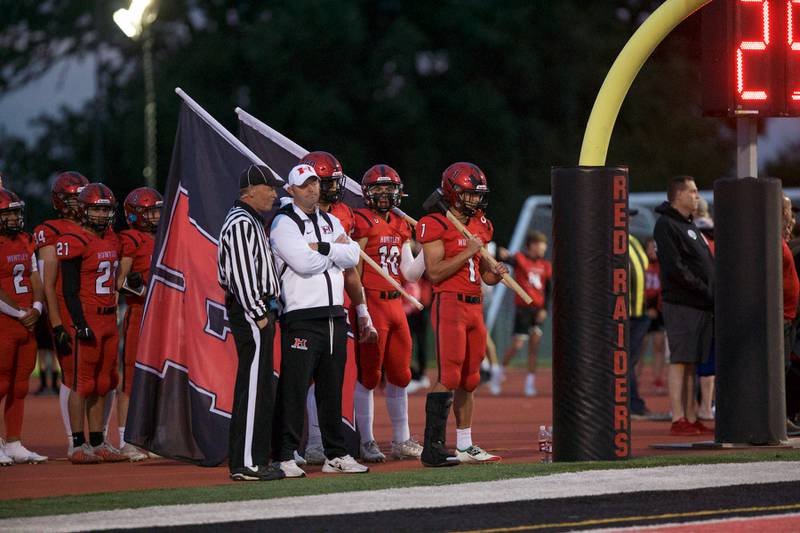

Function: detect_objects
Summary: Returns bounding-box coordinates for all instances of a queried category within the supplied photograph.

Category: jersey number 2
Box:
[12,264,29,294]
[96,260,119,295]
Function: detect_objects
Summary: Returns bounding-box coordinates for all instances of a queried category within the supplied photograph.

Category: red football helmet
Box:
[78,183,116,233]
[361,164,405,212]
[0,189,25,235]
[441,162,489,216]
[124,187,163,232]
[300,151,345,203]
[52,171,89,219]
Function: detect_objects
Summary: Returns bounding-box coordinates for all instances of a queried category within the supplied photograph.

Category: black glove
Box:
[74,323,95,341]
[126,271,144,290]
[53,325,72,354]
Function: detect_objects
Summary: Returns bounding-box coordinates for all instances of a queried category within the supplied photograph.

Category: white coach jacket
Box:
[270,201,360,322]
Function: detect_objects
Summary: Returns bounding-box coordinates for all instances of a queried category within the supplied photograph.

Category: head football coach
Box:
[217,164,284,481]
[270,163,368,476]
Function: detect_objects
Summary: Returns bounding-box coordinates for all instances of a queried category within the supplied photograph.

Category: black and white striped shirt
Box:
[218,200,280,321]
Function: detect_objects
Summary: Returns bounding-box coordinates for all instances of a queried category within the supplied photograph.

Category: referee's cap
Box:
[287,164,320,187]
[239,164,284,189]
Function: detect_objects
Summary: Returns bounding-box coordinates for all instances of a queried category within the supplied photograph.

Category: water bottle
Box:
[538,425,548,453]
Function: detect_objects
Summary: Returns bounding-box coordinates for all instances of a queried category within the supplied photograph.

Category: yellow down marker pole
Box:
[579,0,712,166]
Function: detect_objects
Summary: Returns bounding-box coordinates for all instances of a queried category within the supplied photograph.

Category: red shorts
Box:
[0,316,37,437]
[357,290,412,389]
[431,292,486,392]
[74,312,119,397]
[121,304,143,396]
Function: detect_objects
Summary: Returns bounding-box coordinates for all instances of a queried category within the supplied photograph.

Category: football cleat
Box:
[92,442,128,463]
[359,440,386,463]
[69,443,101,464]
[456,445,501,464]
[391,438,423,459]
[303,444,327,465]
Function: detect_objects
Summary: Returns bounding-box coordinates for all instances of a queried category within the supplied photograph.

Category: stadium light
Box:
[113,0,159,188]
[113,0,156,38]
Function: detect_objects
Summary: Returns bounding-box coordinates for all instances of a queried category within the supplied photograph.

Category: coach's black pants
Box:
[227,296,276,471]
[273,316,349,462]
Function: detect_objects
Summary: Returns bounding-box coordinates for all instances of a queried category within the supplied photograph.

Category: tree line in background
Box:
[0,0,750,239]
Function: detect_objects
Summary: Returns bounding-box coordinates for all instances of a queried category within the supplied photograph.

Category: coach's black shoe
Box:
[230,464,286,481]
[421,392,460,468]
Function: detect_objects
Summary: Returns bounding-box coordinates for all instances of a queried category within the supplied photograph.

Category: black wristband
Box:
[317,242,331,256]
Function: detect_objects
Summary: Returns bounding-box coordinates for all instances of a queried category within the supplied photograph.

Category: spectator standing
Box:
[653,176,715,436]
[217,165,284,481]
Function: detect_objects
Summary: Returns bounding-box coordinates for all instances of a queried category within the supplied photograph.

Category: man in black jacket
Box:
[653,176,715,437]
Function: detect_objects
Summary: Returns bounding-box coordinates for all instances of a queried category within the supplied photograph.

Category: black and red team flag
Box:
[235,107,363,454]
[125,89,280,466]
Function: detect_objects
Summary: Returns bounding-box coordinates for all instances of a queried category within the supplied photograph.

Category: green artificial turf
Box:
[3,450,799,520]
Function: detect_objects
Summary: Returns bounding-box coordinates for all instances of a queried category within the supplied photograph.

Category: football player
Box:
[352,165,426,461]
[55,183,127,463]
[0,189,48,464]
[33,172,91,451]
[115,187,162,461]
[417,163,509,466]
[297,151,377,464]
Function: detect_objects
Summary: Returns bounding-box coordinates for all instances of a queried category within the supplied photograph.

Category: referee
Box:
[217,164,284,481]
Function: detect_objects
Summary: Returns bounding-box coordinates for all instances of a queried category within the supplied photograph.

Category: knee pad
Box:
[359,371,381,391]
[12,378,29,399]
[77,378,97,398]
[439,368,462,391]
[387,367,412,388]
[460,371,481,393]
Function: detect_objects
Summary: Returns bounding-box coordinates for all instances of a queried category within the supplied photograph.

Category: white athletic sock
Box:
[354,382,374,444]
[306,385,322,448]
[59,384,72,440]
[526,373,536,388]
[102,389,116,438]
[456,427,473,451]
[118,427,126,448]
[384,383,411,443]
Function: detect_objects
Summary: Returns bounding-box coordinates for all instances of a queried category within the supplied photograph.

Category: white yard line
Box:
[2,462,799,532]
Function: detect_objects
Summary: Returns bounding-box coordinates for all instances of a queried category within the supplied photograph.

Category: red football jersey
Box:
[353,208,412,291]
[512,252,551,308]
[119,229,155,306]
[328,201,355,236]
[417,212,493,296]
[0,232,36,309]
[55,227,121,308]
[33,218,82,251]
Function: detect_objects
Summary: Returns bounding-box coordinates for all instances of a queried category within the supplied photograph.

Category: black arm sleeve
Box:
[61,257,88,328]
